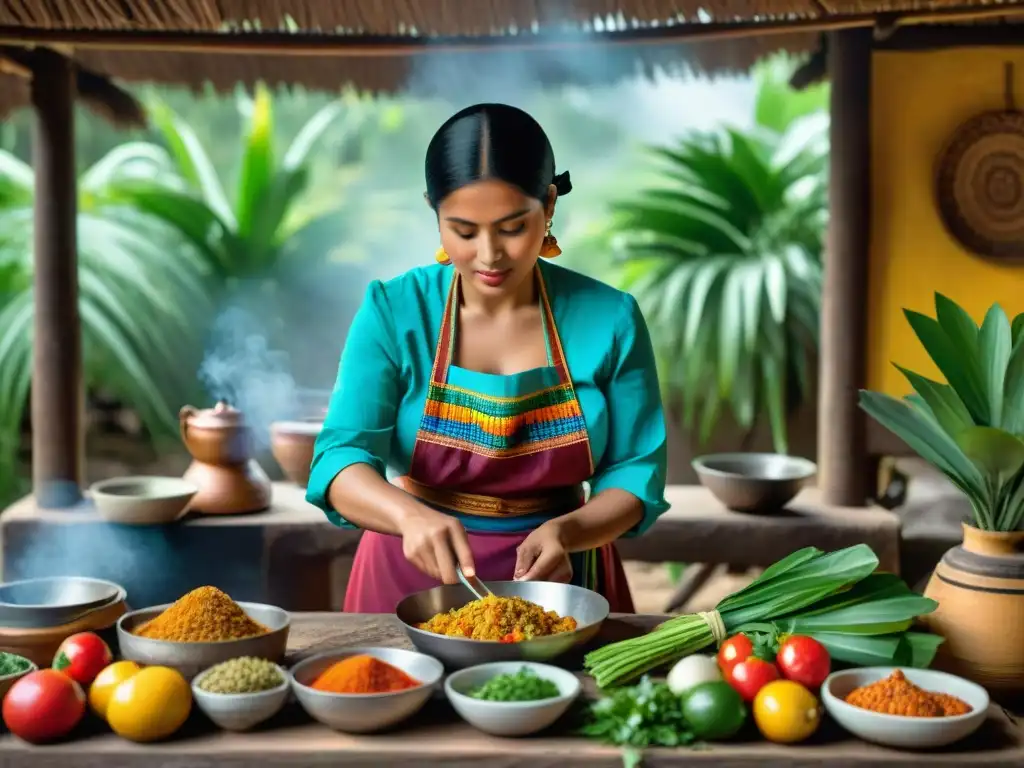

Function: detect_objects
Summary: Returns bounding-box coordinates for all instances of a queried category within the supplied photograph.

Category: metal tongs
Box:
[457,566,494,600]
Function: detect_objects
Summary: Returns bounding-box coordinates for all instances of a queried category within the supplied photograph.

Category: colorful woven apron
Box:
[343,267,635,614]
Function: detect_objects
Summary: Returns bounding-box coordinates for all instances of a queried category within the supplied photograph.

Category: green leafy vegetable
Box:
[578,676,694,752]
[584,545,941,688]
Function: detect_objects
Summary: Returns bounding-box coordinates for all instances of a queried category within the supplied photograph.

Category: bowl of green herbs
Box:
[444,662,580,737]
[0,652,35,699]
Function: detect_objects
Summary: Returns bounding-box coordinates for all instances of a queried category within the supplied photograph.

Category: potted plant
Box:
[859,292,1024,697]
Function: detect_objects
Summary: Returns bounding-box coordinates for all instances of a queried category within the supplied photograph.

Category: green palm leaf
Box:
[613,76,826,453]
[0,145,216,473]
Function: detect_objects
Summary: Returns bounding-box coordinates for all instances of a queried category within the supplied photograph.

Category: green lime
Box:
[681,680,747,741]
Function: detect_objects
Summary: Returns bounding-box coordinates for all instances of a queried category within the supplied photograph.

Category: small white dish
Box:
[191,663,290,732]
[290,647,442,734]
[90,476,197,525]
[821,667,990,749]
[444,661,581,737]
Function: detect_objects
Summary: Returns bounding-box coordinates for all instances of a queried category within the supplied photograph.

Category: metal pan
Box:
[0,577,126,629]
[395,581,608,670]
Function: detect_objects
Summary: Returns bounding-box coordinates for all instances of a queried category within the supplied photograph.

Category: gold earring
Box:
[435,246,451,265]
[540,220,561,258]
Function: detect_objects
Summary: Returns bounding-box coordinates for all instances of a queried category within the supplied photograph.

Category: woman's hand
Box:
[397,504,476,584]
[514,521,573,583]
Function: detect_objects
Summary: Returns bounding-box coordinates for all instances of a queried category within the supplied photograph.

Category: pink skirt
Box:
[344,530,635,614]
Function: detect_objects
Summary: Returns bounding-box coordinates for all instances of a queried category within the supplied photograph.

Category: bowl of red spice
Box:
[821,667,990,749]
[289,647,443,734]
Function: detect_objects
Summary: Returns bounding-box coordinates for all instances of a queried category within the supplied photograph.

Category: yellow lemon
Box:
[752,680,822,744]
[106,666,191,743]
[88,661,141,721]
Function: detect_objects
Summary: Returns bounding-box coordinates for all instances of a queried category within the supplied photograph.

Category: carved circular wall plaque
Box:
[936,110,1024,262]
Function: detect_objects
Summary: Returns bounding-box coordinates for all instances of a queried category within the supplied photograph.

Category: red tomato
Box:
[52,632,113,686]
[717,633,753,672]
[727,657,781,702]
[3,669,85,743]
[777,635,831,690]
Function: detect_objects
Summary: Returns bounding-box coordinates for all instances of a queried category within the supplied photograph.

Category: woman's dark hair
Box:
[424,103,572,208]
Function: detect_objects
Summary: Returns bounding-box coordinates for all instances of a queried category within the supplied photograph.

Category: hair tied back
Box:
[553,171,573,197]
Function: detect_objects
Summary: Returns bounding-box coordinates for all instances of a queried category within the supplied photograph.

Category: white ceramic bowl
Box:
[191,663,290,732]
[290,647,442,734]
[90,476,198,525]
[821,667,990,749]
[444,661,581,737]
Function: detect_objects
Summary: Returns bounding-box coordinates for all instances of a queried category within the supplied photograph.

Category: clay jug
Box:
[923,523,1024,700]
[179,402,272,515]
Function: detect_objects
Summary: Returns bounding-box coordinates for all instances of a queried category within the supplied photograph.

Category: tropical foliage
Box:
[0,144,214,465]
[612,60,829,452]
[860,296,1024,532]
[0,85,370,482]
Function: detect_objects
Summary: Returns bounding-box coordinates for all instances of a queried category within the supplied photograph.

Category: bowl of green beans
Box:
[444,662,581,737]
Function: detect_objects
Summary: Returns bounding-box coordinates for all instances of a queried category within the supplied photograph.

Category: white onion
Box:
[666,654,722,696]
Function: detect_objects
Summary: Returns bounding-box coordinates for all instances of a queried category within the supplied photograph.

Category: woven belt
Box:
[401,478,583,518]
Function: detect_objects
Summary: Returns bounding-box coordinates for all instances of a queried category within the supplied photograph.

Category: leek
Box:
[584,544,942,688]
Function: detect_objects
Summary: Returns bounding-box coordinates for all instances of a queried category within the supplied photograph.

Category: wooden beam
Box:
[819,29,872,508]
[0,3,1022,55]
[30,48,83,509]
[876,24,1024,51]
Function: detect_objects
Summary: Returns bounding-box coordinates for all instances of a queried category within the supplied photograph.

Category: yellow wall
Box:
[868,48,1024,395]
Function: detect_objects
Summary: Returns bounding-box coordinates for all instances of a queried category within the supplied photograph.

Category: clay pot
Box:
[270,420,322,487]
[179,402,255,465]
[923,523,1024,700]
[179,402,272,515]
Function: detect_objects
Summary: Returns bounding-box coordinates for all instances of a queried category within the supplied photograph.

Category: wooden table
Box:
[0,613,1020,767]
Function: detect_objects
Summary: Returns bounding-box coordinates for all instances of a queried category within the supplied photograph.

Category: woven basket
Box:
[936,66,1024,262]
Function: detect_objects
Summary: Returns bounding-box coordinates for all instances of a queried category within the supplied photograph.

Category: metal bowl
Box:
[117,602,290,680]
[0,577,126,629]
[290,647,442,733]
[693,452,817,514]
[395,581,609,670]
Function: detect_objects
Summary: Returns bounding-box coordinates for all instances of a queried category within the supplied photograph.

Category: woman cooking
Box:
[306,103,668,614]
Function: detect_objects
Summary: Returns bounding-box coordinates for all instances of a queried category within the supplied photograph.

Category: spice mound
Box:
[844,670,972,717]
[310,654,421,695]
[198,657,283,694]
[470,667,560,702]
[417,594,578,643]
[132,586,269,643]
[0,652,31,677]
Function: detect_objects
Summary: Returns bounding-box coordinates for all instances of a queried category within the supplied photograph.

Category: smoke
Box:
[198,306,301,448]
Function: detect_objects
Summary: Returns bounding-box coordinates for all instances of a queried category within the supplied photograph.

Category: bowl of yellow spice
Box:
[117,586,289,680]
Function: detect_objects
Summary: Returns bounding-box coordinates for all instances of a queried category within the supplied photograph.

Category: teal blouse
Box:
[306,260,669,537]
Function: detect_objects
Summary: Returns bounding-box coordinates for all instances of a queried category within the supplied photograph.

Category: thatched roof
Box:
[0,0,1019,119]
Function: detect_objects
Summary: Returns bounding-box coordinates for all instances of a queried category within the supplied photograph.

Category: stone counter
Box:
[0,484,901,610]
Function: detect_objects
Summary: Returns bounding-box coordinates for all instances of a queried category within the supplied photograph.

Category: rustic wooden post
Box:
[30,49,83,508]
[819,30,872,507]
